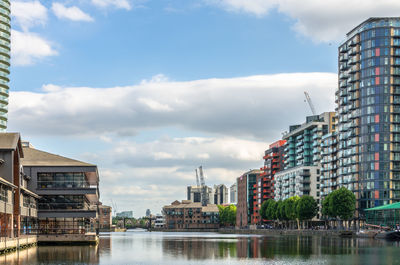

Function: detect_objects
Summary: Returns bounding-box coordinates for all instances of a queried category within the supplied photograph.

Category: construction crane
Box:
[304,91,317,115]
[198,166,209,206]
[195,168,200,187]
[111,199,118,217]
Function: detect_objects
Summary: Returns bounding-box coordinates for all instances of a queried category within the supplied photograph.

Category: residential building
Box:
[213,184,228,205]
[336,17,400,217]
[154,213,165,228]
[252,140,285,224]
[0,1,10,131]
[0,133,38,237]
[163,200,219,229]
[236,169,263,228]
[21,142,100,236]
[229,183,237,204]
[146,209,151,217]
[98,204,112,230]
[274,113,335,212]
[187,185,214,204]
[320,132,339,198]
[116,211,133,218]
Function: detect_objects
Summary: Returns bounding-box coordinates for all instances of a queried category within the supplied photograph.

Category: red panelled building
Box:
[251,140,286,224]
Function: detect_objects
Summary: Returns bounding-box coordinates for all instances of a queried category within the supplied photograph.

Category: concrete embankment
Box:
[0,235,37,254]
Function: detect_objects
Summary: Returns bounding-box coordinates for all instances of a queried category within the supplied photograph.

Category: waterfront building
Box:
[116,211,133,218]
[0,133,38,237]
[320,132,339,198]
[252,140,285,224]
[229,183,237,204]
[213,184,228,205]
[0,1,10,131]
[154,213,165,228]
[163,200,219,229]
[21,142,100,237]
[274,113,335,213]
[336,17,400,217]
[98,204,112,231]
[236,169,263,228]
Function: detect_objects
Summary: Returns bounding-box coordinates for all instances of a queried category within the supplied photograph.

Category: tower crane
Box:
[304,91,317,115]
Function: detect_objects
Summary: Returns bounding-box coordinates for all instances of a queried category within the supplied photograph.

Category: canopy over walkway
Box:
[365,202,400,228]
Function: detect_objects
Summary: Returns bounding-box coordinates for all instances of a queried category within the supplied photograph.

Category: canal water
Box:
[1,230,400,265]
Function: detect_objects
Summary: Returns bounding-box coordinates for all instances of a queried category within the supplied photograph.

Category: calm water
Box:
[1,230,400,265]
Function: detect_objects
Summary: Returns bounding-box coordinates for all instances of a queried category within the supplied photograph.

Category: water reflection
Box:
[1,231,400,264]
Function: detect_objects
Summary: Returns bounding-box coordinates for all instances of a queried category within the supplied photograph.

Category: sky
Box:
[8,0,400,217]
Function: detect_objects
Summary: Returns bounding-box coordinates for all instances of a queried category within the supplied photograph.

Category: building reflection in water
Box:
[0,243,100,265]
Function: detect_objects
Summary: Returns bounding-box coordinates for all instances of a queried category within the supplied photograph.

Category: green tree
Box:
[297,195,318,228]
[321,192,333,218]
[226,204,236,225]
[218,204,236,226]
[283,196,300,229]
[260,199,273,220]
[330,187,356,220]
[275,200,284,220]
[266,200,277,220]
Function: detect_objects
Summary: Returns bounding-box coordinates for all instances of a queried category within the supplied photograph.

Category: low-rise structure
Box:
[98,204,112,230]
[21,142,100,239]
[163,200,219,229]
[154,214,165,228]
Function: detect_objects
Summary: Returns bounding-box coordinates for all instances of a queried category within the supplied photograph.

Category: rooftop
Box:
[0,132,23,156]
[21,146,95,167]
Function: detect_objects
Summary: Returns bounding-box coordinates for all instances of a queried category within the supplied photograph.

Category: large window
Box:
[0,184,8,203]
[37,172,88,189]
[38,195,90,210]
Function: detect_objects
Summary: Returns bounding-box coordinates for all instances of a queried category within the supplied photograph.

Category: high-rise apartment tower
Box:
[0,1,10,131]
[337,17,400,216]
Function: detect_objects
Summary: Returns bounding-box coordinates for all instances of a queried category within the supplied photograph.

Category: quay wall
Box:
[0,235,37,254]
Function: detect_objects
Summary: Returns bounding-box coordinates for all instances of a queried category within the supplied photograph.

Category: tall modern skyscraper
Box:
[337,17,400,217]
[0,0,10,131]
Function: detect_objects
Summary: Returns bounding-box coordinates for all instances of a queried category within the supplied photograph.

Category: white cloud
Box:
[11,30,57,66]
[8,72,336,139]
[52,3,94,22]
[91,0,132,10]
[111,136,266,168]
[205,0,400,42]
[11,1,48,31]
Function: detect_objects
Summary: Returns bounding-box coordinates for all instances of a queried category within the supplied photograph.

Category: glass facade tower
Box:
[0,0,10,131]
[337,17,400,217]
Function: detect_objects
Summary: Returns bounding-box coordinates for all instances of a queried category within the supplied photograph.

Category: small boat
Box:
[384,231,400,241]
[356,230,378,238]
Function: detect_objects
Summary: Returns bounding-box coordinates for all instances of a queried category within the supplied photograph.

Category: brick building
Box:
[252,140,285,224]
[98,204,112,230]
[163,200,219,229]
[236,169,263,228]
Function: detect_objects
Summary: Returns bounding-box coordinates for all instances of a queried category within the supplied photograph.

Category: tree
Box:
[260,199,273,221]
[330,187,356,221]
[266,200,277,220]
[297,196,318,228]
[275,200,284,220]
[283,196,300,229]
[218,204,236,226]
[321,192,333,218]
